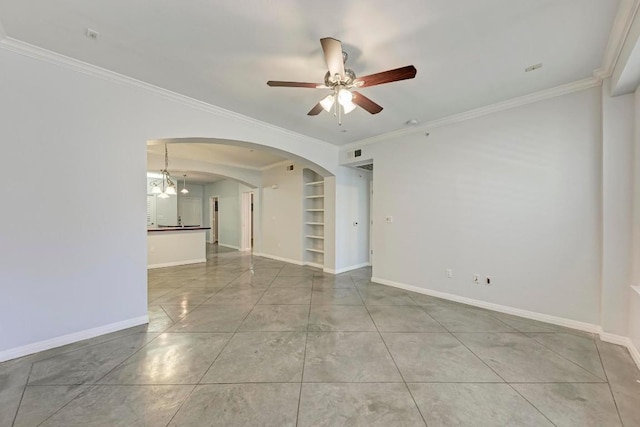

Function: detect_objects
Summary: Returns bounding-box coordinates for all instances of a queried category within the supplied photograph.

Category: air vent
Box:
[286,164,294,171]
[356,164,373,171]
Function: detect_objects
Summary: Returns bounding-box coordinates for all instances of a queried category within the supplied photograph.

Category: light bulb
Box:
[165,185,177,195]
[181,188,189,194]
[337,89,353,105]
[342,99,357,114]
[320,94,335,112]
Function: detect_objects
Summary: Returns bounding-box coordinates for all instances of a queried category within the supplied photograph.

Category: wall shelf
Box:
[303,169,325,267]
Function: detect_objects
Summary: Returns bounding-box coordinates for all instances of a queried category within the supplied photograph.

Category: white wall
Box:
[177,183,205,225]
[348,88,603,325]
[203,180,248,250]
[335,167,371,271]
[602,79,634,335]
[627,86,640,352]
[0,44,338,360]
[260,163,304,263]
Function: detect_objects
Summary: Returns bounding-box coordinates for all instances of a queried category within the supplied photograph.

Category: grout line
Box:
[10,361,34,427]
[524,334,609,382]
[295,290,313,427]
[593,340,625,426]
[400,293,558,425]
[353,276,429,427]
[164,384,199,426]
[31,384,98,426]
[448,332,558,426]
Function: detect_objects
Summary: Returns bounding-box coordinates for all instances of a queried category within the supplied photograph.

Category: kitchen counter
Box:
[148,226,210,232]
[147,227,210,269]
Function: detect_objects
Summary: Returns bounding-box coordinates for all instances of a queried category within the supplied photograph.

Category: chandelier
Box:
[150,144,177,199]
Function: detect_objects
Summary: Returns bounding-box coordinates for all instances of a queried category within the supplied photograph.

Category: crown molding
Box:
[340,76,602,152]
[595,0,640,79]
[0,37,336,150]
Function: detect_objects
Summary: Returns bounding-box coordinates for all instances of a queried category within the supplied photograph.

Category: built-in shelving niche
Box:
[303,168,324,268]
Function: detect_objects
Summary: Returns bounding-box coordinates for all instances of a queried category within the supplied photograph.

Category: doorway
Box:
[240,191,254,251]
[209,197,219,244]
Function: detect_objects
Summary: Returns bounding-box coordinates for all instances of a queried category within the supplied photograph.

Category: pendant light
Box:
[181,174,189,194]
[150,144,177,198]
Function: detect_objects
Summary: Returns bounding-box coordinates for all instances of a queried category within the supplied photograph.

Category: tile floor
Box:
[2,245,640,426]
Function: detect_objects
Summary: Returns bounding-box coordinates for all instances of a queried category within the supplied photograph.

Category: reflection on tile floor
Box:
[2,244,640,426]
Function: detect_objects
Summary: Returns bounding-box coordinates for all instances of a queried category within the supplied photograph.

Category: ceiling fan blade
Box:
[267,81,324,88]
[320,37,345,79]
[307,103,324,116]
[352,91,383,114]
[353,65,417,88]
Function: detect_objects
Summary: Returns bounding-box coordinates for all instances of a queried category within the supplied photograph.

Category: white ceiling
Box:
[0,0,621,145]
[147,170,226,185]
[147,141,287,170]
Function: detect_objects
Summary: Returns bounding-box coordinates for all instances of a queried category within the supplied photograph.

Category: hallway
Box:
[1,247,639,426]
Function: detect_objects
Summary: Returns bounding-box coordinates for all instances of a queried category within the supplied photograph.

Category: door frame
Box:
[240,191,254,251]
[209,196,219,244]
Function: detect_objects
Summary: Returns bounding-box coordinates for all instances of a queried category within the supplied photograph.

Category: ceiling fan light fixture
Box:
[342,99,357,114]
[267,37,416,124]
[337,88,353,105]
[320,94,335,112]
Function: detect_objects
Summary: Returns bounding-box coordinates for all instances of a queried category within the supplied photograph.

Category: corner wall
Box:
[0,44,338,361]
[259,163,304,264]
[350,87,603,325]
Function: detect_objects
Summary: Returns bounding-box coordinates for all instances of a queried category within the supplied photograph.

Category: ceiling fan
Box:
[267,37,417,125]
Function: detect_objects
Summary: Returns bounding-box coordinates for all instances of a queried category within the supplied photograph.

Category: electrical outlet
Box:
[473,274,480,284]
[446,268,453,279]
[385,216,393,223]
[485,276,492,286]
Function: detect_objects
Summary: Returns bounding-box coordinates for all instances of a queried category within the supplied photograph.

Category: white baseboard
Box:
[371,276,601,334]
[0,315,149,363]
[218,243,240,250]
[252,252,304,266]
[324,262,371,275]
[599,332,640,370]
[147,258,206,269]
[305,262,324,269]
